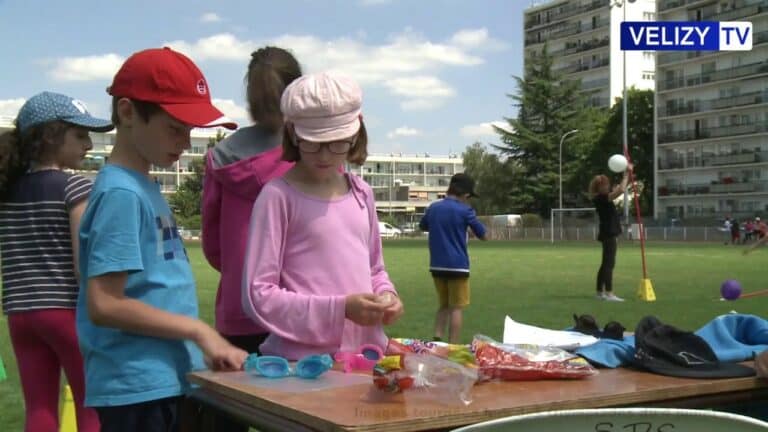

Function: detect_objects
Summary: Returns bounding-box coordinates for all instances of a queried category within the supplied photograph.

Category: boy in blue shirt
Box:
[76,48,248,432]
[419,173,487,343]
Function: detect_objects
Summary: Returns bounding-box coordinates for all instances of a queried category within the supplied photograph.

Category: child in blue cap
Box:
[0,91,113,432]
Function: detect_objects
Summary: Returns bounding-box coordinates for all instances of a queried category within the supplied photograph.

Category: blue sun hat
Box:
[16,91,113,134]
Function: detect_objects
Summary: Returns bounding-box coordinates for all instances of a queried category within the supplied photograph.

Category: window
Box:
[643,11,656,20]
[642,71,655,80]
[643,51,653,61]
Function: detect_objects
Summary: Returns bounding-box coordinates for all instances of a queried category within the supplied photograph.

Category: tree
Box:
[462,142,517,215]
[169,131,227,229]
[493,45,591,216]
[576,88,654,215]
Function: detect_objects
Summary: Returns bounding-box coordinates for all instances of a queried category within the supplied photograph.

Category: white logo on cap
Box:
[71,99,88,114]
[196,79,207,95]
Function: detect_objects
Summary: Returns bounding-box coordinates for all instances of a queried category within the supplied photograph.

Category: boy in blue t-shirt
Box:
[419,173,486,343]
[76,48,248,431]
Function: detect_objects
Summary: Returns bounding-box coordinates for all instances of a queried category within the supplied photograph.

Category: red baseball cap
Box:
[107,47,237,130]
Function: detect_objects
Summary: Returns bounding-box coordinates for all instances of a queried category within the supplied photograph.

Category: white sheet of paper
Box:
[502,316,598,350]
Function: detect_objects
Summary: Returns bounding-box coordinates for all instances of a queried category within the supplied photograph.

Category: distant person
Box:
[722,217,733,245]
[589,165,631,302]
[744,219,755,243]
[419,173,487,344]
[242,72,403,360]
[730,218,741,245]
[75,48,247,432]
[0,91,112,432]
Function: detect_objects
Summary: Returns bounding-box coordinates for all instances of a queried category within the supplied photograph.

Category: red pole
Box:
[624,151,648,279]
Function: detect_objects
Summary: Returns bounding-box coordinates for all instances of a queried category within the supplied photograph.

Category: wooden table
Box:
[187,365,768,432]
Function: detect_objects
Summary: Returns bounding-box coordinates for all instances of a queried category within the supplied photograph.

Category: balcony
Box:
[525,17,610,46]
[548,36,609,58]
[659,150,768,170]
[525,0,608,30]
[660,62,768,91]
[703,1,768,21]
[658,90,768,117]
[579,77,610,91]
[658,121,768,143]
[657,179,768,196]
[554,58,609,75]
[658,31,768,65]
[658,0,715,12]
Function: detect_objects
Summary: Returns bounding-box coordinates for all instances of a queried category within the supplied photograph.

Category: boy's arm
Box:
[201,152,222,271]
[88,272,246,370]
[466,207,487,240]
[419,210,429,231]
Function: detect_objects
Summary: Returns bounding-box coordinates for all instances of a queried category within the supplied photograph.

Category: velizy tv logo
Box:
[621,21,752,51]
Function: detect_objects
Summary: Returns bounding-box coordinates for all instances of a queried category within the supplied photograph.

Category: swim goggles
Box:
[243,353,333,379]
[333,344,384,373]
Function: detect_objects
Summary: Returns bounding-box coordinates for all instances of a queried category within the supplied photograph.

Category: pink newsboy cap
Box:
[280,71,362,142]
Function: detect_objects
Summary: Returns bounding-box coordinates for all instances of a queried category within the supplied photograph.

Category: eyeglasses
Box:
[243,353,333,379]
[333,344,384,373]
[296,137,356,154]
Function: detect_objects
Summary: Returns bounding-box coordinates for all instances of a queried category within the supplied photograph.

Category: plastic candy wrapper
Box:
[372,352,478,406]
[387,338,476,367]
[471,334,598,381]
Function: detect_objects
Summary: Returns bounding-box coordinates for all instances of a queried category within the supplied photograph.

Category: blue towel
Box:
[575,314,768,368]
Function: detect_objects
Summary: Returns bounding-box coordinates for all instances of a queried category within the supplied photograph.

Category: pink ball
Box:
[721,279,742,300]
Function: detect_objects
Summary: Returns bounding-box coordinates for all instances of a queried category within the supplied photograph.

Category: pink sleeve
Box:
[241,185,347,346]
[366,187,397,297]
[201,152,222,271]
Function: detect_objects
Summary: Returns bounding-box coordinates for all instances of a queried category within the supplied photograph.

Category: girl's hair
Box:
[281,121,369,166]
[0,121,71,197]
[589,174,610,197]
[110,97,163,126]
[247,47,302,133]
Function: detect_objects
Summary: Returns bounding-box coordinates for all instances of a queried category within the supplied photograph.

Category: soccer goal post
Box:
[550,207,597,243]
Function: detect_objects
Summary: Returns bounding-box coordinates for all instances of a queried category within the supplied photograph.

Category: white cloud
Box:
[460,121,510,138]
[45,27,505,111]
[384,76,455,110]
[212,98,249,123]
[386,126,422,139]
[0,98,26,117]
[200,12,222,23]
[164,33,252,61]
[48,53,125,82]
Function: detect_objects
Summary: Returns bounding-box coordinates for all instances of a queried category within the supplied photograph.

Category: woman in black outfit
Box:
[589,166,630,301]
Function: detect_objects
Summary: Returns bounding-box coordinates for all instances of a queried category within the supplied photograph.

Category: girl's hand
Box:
[377,292,404,325]
[755,350,768,377]
[345,293,388,326]
[195,324,249,371]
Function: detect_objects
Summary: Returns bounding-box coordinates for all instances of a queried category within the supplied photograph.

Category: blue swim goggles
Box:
[243,353,333,379]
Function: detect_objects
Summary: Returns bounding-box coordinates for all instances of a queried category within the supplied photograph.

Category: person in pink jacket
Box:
[202,47,301,354]
[242,72,404,360]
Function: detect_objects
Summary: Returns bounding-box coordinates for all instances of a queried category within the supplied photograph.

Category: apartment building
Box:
[524,0,656,108]
[655,0,768,221]
[0,117,461,218]
[349,154,464,216]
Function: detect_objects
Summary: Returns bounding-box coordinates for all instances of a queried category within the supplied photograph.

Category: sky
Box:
[0,0,527,156]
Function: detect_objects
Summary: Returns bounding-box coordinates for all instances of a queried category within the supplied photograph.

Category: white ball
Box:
[608,154,628,173]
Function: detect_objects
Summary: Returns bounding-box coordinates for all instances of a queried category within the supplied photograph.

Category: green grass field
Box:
[2,240,767,430]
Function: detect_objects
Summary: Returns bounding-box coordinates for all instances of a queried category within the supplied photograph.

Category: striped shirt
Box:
[0,170,91,314]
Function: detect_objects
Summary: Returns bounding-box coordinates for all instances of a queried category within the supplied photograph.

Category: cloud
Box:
[384,76,455,110]
[212,98,249,123]
[460,121,511,138]
[386,126,422,139]
[45,27,504,111]
[0,98,26,117]
[48,54,125,81]
[165,33,252,61]
[200,12,222,23]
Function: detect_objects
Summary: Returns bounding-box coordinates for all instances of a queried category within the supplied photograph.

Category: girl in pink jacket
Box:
[202,47,301,353]
[242,72,404,360]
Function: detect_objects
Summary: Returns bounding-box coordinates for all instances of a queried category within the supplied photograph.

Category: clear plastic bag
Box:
[372,353,478,406]
[472,334,598,381]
